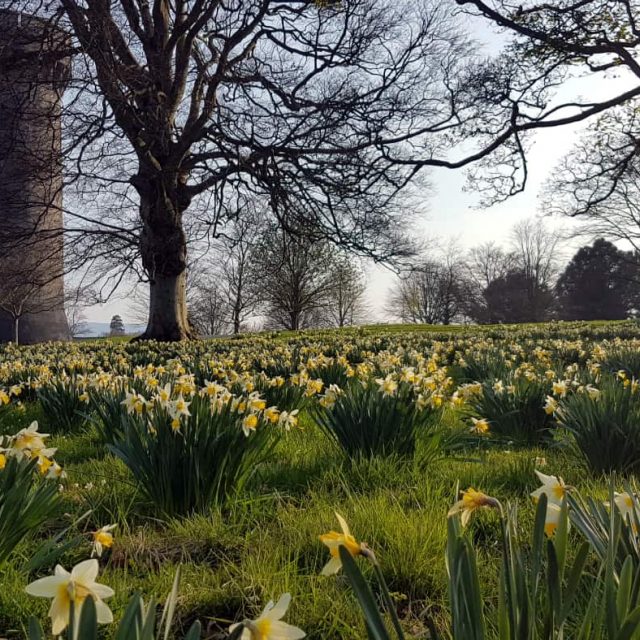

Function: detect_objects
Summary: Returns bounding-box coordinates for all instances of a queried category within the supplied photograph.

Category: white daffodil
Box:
[531,470,568,506]
[229,593,305,640]
[25,559,114,635]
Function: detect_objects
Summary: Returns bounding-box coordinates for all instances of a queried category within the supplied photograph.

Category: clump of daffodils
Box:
[0,422,63,479]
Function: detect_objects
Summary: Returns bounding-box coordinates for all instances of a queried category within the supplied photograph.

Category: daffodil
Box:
[613,492,638,530]
[447,488,500,527]
[25,559,114,635]
[319,512,364,575]
[229,593,305,640]
[13,422,49,455]
[544,503,562,538]
[242,413,259,436]
[543,396,557,415]
[375,375,398,397]
[92,524,117,557]
[470,417,490,434]
[531,470,568,506]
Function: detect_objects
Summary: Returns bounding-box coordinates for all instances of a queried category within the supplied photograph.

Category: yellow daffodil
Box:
[531,470,568,506]
[375,375,398,397]
[229,593,305,640]
[447,488,500,527]
[319,512,364,575]
[242,413,259,436]
[92,524,117,557]
[543,396,557,415]
[25,559,114,635]
[552,381,568,397]
[470,417,490,434]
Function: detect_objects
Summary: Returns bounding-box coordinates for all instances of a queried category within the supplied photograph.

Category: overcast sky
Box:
[81,14,634,328]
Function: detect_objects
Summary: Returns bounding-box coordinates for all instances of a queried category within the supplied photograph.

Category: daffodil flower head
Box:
[92,524,117,558]
[229,593,305,640]
[25,559,114,635]
[448,487,500,527]
[531,470,569,506]
[319,512,364,575]
[612,492,639,531]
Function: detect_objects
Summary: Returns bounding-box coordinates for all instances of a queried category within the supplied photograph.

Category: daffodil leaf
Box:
[115,593,146,640]
[27,616,43,640]
[183,621,202,640]
[77,596,98,640]
[339,545,390,640]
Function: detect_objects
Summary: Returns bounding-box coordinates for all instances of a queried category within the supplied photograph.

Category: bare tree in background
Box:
[64,285,90,337]
[388,252,468,325]
[217,215,261,335]
[510,219,561,322]
[188,277,229,337]
[545,109,640,251]
[466,242,517,290]
[254,225,335,331]
[325,256,368,328]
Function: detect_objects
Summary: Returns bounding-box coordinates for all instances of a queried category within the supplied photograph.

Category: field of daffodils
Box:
[2,321,640,639]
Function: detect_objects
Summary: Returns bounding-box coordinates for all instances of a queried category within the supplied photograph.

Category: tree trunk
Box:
[134,174,194,341]
[13,316,19,345]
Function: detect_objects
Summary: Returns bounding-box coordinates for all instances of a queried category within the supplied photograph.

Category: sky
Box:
[80,11,634,328]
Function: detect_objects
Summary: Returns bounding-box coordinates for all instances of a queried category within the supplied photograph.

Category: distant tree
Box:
[388,257,467,325]
[217,215,261,335]
[0,255,64,344]
[64,286,90,338]
[254,226,335,331]
[556,239,640,321]
[510,219,561,323]
[464,241,518,321]
[109,315,125,336]
[482,270,555,324]
[325,257,368,328]
[188,279,229,337]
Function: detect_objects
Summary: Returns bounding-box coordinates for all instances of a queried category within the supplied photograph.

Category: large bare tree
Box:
[4,0,497,341]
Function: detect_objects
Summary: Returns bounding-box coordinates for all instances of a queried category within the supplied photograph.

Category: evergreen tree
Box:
[556,239,640,321]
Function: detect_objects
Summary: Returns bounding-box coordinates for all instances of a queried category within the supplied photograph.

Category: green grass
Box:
[2,320,639,638]
[0,404,607,639]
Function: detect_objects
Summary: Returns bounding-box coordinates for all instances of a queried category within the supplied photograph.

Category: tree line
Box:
[138,216,639,336]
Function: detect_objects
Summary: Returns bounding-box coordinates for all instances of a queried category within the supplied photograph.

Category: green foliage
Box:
[314,381,442,459]
[0,456,60,566]
[344,488,640,640]
[466,378,555,446]
[110,396,278,516]
[557,378,640,474]
[37,381,87,434]
[600,345,640,379]
[88,389,129,446]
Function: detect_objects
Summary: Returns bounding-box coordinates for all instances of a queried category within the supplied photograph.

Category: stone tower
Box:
[0,10,70,343]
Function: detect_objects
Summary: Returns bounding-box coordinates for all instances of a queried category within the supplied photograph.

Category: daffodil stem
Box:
[366,550,405,640]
